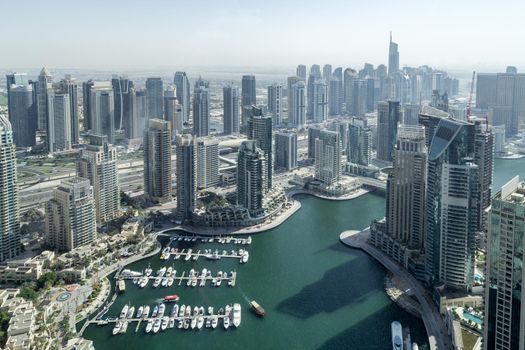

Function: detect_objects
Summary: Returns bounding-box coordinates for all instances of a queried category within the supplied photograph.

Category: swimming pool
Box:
[463,312,483,325]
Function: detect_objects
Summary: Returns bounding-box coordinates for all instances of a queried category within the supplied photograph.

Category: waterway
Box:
[83,157,525,350]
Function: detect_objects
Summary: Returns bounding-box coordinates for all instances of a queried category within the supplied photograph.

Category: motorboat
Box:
[216,277,222,287]
[161,316,169,331]
[158,303,166,317]
[145,319,153,333]
[171,304,179,317]
[199,307,205,315]
[153,277,161,288]
[169,318,175,329]
[121,269,142,278]
[166,267,173,277]
[391,321,403,350]
[193,306,199,316]
[185,249,193,261]
[205,317,211,328]
[211,278,217,286]
[192,250,200,261]
[232,303,241,327]
[161,278,168,287]
[163,294,180,303]
[167,277,174,287]
[250,300,265,317]
[152,305,159,318]
[153,318,161,333]
[208,306,214,315]
[191,317,197,329]
[191,277,198,287]
[157,267,167,277]
[126,306,135,319]
[112,321,122,335]
[184,319,190,330]
[120,304,129,319]
[179,305,186,317]
[197,316,204,329]
[223,314,230,329]
[241,251,249,263]
[119,321,128,334]
[211,316,218,329]
[246,236,252,244]
[143,305,150,319]
[178,319,184,329]
[136,306,144,318]
[139,277,149,288]
[185,305,191,317]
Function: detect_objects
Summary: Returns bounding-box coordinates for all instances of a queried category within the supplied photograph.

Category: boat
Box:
[191,277,198,287]
[412,344,419,350]
[161,316,169,331]
[197,316,204,329]
[193,306,199,316]
[241,251,249,263]
[144,265,153,277]
[153,318,161,333]
[126,306,135,319]
[218,308,224,315]
[184,319,190,330]
[163,294,180,303]
[247,236,252,244]
[145,319,153,333]
[223,314,230,329]
[158,303,166,316]
[391,321,403,350]
[171,304,179,317]
[192,250,200,261]
[178,319,184,329]
[250,300,266,317]
[232,303,241,327]
[169,318,175,328]
[143,306,150,319]
[152,305,159,318]
[185,249,193,261]
[191,317,197,329]
[120,304,129,319]
[121,269,142,277]
[139,277,148,288]
[207,252,221,260]
[211,316,218,329]
[112,321,122,335]
[216,277,222,287]
[166,266,173,277]
[137,306,143,318]
[116,280,126,293]
[168,277,174,287]
[208,238,213,243]
[179,305,186,317]
[161,278,168,287]
[205,317,211,328]
[185,305,191,317]
[157,267,167,277]
[153,277,162,288]
[211,278,217,286]
[208,306,214,315]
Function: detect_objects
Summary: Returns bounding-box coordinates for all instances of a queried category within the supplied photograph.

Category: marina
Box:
[159,247,250,263]
[118,268,237,288]
[161,234,253,246]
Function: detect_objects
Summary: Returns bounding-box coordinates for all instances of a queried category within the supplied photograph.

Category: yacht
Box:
[174,251,181,260]
[191,317,197,329]
[171,304,179,317]
[211,278,217,286]
[184,319,190,330]
[199,307,205,315]
[144,265,153,277]
[161,278,168,287]
[191,277,198,287]
[211,316,218,329]
[205,317,211,328]
[145,319,153,333]
[157,267,167,277]
[136,306,144,318]
[121,269,142,278]
[112,321,122,335]
[177,319,184,329]
[216,277,222,287]
[208,306,214,315]
[119,321,128,334]
[152,305,159,318]
[161,316,169,331]
[223,314,230,329]
[126,306,135,319]
[143,306,150,319]
[192,250,200,261]
[197,316,204,329]
[247,236,252,244]
[185,249,193,261]
[167,277,174,287]
[193,306,199,316]
[139,277,149,288]
[232,303,241,327]
[241,251,249,263]
[169,318,175,328]
[166,267,173,277]
[179,305,186,317]
[185,305,191,317]
[120,304,129,319]
[158,303,166,317]
[391,321,403,350]
[153,277,161,288]
[153,318,161,333]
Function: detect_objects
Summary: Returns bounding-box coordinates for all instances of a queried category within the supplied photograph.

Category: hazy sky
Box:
[1,0,524,72]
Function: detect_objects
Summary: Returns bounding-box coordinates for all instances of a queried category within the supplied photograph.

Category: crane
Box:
[466,71,475,120]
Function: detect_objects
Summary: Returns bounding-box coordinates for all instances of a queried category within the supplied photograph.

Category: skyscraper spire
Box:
[390,30,392,43]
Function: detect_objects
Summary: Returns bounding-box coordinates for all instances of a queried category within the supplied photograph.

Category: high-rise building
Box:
[55,75,80,145]
[351,79,368,116]
[403,104,420,125]
[0,116,21,261]
[388,32,400,75]
[7,83,36,147]
[344,68,357,114]
[376,101,401,161]
[76,135,120,223]
[314,130,341,185]
[90,86,115,143]
[36,67,53,131]
[175,134,197,223]
[288,80,306,128]
[144,119,172,203]
[241,75,256,129]
[47,92,72,153]
[128,88,147,140]
[323,64,332,82]
[6,73,28,119]
[223,85,240,135]
[197,138,219,189]
[193,82,210,137]
[237,140,268,217]
[308,126,322,160]
[275,132,297,170]
[313,80,328,122]
[267,84,283,125]
[348,119,372,166]
[484,176,525,350]
[45,178,96,252]
[146,77,164,119]
[164,88,182,135]
[296,65,307,81]
[82,80,112,132]
[431,90,449,112]
[247,113,273,189]
[111,76,133,131]
[329,77,343,116]
[174,72,190,123]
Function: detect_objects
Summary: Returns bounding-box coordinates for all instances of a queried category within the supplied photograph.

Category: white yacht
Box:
[153,277,161,288]
[120,305,129,319]
[136,306,143,318]
[179,305,186,317]
[169,318,175,328]
[171,304,179,317]
[161,278,168,287]
[185,249,193,261]
[144,266,153,277]
[232,303,241,327]
[211,316,218,329]
[161,316,169,331]
[145,319,153,333]
[157,267,167,277]
[153,318,161,333]
[126,306,135,319]
[152,305,159,318]
[143,306,150,319]
[391,321,403,350]
[223,315,230,329]
[112,321,122,335]
[166,267,173,277]
[197,316,204,329]
[191,317,197,329]
[158,303,166,317]
[167,277,174,287]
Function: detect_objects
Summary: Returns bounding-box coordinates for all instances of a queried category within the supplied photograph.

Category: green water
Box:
[83,158,525,350]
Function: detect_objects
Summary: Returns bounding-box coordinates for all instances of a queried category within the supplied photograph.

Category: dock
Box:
[160,248,249,263]
[161,234,253,246]
[118,270,237,288]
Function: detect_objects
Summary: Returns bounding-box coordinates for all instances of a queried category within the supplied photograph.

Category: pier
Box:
[118,270,237,288]
[157,234,253,246]
[159,248,249,263]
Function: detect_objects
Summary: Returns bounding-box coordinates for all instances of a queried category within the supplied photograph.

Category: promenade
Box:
[339,229,452,350]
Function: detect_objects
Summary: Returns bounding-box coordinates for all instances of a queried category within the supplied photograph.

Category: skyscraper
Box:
[313,80,328,122]
[344,68,357,114]
[111,76,133,131]
[47,92,72,153]
[193,82,210,137]
[90,86,115,143]
[348,119,372,166]
[351,79,368,116]
[329,77,343,116]
[144,119,172,203]
[237,140,268,217]
[6,73,28,119]
[174,72,190,123]
[55,75,80,145]
[128,88,147,140]
[323,64,333,82]
[388,32,400,75]
[197,138,220,189]
[0,116,21,261]
[314,130,341,185]
[76,135,120,223]
[164,88,182,135]
[247,113,273,189]
[146,77,164,119]
[175,134,197,223]
[484,176,525,350]
[275,132,297,170]
[267,84,283,125]
[241,75,256,129]
[45,178,96,252]
[288,81,306,128]
[223,85,240,135]
[296,65,307,81]
[7,83,36,147]
[36,67,53,131]
[307,126,322,160]
[403,104,420,125]
[376,101,401,161]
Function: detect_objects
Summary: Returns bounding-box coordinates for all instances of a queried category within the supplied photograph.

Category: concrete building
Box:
[7,83,36,147]
[296,65,307,81]
[46,92,72,153]
[351,79,368,116]
[323,64,332,82]
[82,81,112,133]
[36,67,53,131]
[223,85,240,135]
[314,130,341,185]
[175,134,197,223]
[145,77,164,119]
[403,104,420,125]
[174,72,190,123]
[275,132,297,170]
[197,138,220,189]
[111,76,133,131]
[241,75,256,129]
[163,88,183,135]
[329,77,343,116]
[313,80,328,122]
[484,176,525,350]
[308,126,322,160]
[90,86,115,143]
[267,84,283,125]
[55,75,80,145]
[144,119,172,203]
[128,88,147,141]
[247,113,273,189]
[388,32,400,75]
[0,116,21,262]
[193,81,210,137]
[348,119,372,166]
[237,140,268,217]
[376,100,401,161]
[288,80,306,128]
[45,178,97,252]
[76,135,120,223]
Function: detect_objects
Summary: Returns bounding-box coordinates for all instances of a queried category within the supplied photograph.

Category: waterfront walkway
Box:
[339,229,452,350]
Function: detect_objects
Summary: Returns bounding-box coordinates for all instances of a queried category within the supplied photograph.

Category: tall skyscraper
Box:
[288,81,306,128]
[388,32,400,75]
[376,100,401,161]
[308,126,322,160]
[247,113,273,189]
[174,72,190,123]
[144,119,172,203]
[344,68,357,114]
[164,88,182,135]
[7,83,36,147]
[241,75,256,129]
[90,86,115,143]
[313,80,328,122]
[314,130,341,185]
[55,75,80,145]
[77,135,120,223]
[128,88,147,140]
[323,64,332,82]
[275,132,297,170]
[45,177,96,252]
[197,138,220,189]
[403,104,420,125]
[329,77,343,116]
[111,76,133,131]
[237,140,268,217]
[146,77,164,119]
[193,81,210,137]
[267,84,283,125]
[223,85,240,135]
[296,65,307,81]
[36,67,53,131]
[6,73,28,120]
[47,92,72,153]
[351,79,368,116]
[0,116,21,261]
[175,134,197,223]
[348,119,372,166]
[484,176,525,350]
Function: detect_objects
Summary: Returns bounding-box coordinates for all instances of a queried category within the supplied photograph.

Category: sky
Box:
[1,0,524,72]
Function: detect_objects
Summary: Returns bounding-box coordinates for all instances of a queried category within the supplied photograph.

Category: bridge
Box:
[355,176,387,190]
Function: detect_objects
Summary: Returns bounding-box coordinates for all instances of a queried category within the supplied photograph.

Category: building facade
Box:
[237,140,268,217]
[175,134,197,223]
[275,132,297,170]
[144,119,172,203]
[223,86,240,135]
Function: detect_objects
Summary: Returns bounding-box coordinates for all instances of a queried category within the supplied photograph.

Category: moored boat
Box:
[120,304,129,319]
[232,303,241,327]
[391,321,403,350]
[163,294,180,303]
[250,300,266,317]
[145,319,153,333]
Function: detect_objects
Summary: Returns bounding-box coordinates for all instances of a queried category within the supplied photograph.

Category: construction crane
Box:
[466,71,475,120]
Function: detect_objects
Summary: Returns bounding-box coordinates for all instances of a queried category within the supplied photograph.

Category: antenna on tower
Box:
[390,31,392,43]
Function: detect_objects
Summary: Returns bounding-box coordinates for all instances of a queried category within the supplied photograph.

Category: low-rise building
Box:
[0,256,45,284]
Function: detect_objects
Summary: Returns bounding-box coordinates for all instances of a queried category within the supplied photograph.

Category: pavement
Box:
[340,229,452,350]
